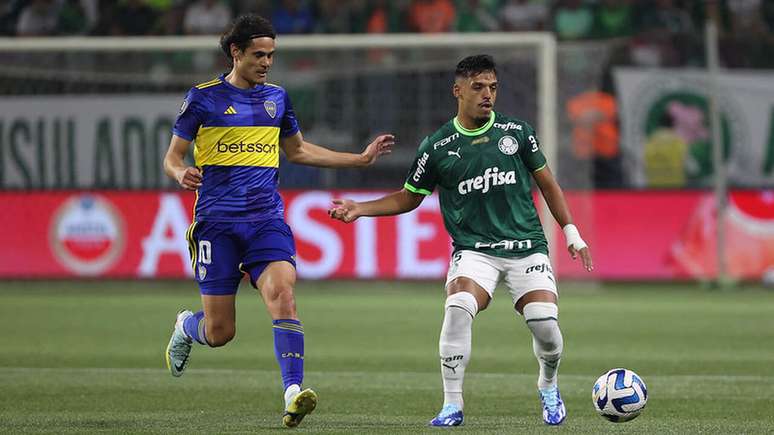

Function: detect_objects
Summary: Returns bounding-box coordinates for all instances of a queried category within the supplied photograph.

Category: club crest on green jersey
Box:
[498,135,519,155]
[264,100,277,118]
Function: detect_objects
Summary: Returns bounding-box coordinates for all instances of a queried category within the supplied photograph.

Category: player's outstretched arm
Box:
[532,166,593,271]
[280,131,394,168]
[328,189,424,223]
[164,135,201,191]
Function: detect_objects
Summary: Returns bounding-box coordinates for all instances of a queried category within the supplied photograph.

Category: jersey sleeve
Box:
[280,90,300,137]
[172,88,209,141]
[403,137,437,195]
[520,123,547,172]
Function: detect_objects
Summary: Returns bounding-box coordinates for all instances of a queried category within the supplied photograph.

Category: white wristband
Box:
[562,224,587,250]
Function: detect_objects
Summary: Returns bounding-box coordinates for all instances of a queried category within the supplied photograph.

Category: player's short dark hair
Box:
[455,55,497,79]
[219,14,276,59]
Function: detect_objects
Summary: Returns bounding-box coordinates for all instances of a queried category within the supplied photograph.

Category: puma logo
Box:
[443,363,459,373]
[448,147,461,159]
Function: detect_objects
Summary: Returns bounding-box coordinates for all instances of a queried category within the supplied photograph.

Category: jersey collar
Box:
[219,73,269,95]
[453,111,495,136]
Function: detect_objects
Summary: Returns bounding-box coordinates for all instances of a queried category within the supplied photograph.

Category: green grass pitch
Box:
[1,280,773,434]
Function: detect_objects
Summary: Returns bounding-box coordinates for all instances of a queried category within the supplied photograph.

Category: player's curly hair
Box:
[455,55,497,78]
[219,14,276,60]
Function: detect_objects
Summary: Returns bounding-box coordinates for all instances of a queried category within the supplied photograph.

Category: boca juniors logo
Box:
[49,195,126,276]
[264,100,277,118]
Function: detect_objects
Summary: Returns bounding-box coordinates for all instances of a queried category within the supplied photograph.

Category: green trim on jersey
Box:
[532,163,547,173]
[453,111,495,136]
[404,182,432,196]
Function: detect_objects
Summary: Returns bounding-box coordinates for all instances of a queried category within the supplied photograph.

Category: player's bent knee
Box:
[261,283,297,317]
[445,292,479,317]
[205,323,236,347]
[523,302,562,351]
[447,277,491,310]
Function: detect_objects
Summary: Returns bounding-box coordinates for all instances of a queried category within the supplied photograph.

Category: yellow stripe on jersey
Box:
[195,78,222,89]
[194,126,280,168]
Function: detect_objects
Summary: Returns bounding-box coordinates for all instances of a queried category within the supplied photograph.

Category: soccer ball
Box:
[592,368,648,422]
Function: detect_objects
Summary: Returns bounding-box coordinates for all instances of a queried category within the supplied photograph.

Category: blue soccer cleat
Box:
[429,404,464,427]
[539,386,567,425]
[165,310,193,377]
[282,388,318,428]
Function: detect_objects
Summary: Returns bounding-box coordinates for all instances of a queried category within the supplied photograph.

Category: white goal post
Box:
[0,32,559,257]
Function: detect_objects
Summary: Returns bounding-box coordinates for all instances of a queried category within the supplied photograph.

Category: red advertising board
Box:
[1,190,772,280]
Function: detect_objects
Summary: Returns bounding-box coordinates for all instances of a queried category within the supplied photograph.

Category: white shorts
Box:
[445,250,557,306]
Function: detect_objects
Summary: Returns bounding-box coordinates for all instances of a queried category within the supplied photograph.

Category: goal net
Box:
[0,33,609,282]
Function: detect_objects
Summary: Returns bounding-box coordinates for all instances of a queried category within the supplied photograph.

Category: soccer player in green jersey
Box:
[328,55,593,426]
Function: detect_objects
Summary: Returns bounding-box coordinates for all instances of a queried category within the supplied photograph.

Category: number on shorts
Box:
[198,240,212,265]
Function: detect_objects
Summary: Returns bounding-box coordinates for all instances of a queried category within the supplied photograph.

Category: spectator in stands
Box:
[112,0,158,35]
[408,0,456,33]
[348,0,371,33]
[57,0,94,35]
[593,0,634,38]
[367,0,409,33]
[455,0,499,32]
[234,0,272,15]
[501,0,549,31]
[727,0,767,35]
[16,0,58,36]
[315,0,352,33]
[157,2,186,35]
[638,0,694,35]
[184,0,232,35]
[764,1,774,33]
[552,0,595,40]
[271,0,315,34]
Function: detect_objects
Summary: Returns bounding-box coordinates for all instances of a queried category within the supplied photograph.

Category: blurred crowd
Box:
[2,0,774,41]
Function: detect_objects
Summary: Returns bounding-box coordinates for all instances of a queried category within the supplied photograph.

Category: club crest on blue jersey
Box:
[179,99,188,114]
[264,100,277,118]
[198,265,207,280]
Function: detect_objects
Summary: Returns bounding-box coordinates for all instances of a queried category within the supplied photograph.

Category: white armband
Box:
[562,224,587,250]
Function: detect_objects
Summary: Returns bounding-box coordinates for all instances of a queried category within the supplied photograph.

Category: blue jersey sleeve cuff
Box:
[172,129,195,142]
[280,126,300,138]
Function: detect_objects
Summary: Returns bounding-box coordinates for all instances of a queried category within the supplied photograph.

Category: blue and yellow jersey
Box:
[173,74,299,222]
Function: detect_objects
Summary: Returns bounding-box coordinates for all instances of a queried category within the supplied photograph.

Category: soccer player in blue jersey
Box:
[162,14,393,428]
[330,55,593,427]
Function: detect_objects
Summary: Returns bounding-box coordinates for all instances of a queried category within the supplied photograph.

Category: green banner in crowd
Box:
[615,68,774,188]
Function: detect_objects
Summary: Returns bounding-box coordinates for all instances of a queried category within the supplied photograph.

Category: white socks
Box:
[284,384,301,408]
[439,292,478,409]
[523,302,563,390]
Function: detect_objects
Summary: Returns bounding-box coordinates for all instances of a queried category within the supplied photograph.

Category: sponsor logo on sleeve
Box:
[412,152,430,182]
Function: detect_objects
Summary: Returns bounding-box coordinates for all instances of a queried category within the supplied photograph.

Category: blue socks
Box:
[183,310,209,346]
[272,319,305,389]
[182,313,305,390]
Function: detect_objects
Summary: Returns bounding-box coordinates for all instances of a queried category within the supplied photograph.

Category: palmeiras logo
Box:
[628,74,747,187]
[498,135,518,155]
[49,195,126,276]
[264,100,277,118]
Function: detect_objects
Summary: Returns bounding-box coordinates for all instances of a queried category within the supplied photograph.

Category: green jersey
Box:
[404,111,548,258]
